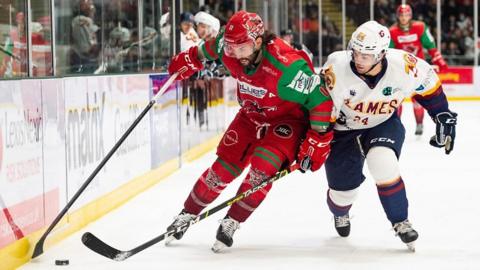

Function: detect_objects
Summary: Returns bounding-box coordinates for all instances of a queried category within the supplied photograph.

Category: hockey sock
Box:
[228,146,286,222]
[326,189,353,217]
[184,158,243,214]
[413,101,424,124]
[396,104,403,118]
[376,177,409,224]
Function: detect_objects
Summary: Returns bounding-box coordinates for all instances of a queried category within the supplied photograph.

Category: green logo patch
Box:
[382,87,392,96]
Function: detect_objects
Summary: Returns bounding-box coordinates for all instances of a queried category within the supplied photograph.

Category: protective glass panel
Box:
[0,1,28,78]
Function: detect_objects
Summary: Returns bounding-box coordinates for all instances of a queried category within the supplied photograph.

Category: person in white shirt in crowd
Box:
[180,12,200,51]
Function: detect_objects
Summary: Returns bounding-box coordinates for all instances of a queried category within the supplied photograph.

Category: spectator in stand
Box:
[389,4,448,136]
[70,0,100,73]
[0,12,28,77]
[180,12,200,51]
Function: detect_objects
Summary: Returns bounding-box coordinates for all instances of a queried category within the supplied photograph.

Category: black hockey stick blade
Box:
[82,163,299,261]
[82,232,128,261]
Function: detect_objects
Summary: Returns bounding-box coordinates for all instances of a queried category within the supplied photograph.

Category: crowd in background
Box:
[0,0,478,79]
[374,0,474,65]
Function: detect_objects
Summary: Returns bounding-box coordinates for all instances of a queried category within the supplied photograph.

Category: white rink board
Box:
[22,101,480,270]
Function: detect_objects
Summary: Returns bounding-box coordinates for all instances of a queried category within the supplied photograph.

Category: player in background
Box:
[179,12,200,51]
[166,10,333,252]
[321,21,456,251]
[389,4,448,135]
[194,11,220,41]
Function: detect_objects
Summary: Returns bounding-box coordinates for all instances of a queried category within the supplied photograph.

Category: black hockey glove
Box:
[429,111,457,155]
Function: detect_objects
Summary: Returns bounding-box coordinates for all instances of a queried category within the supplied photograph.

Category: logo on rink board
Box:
[273,124,293,139]
[223,130,239,146]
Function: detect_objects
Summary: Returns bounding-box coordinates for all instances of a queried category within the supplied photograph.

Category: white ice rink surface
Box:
[22,102,480,270]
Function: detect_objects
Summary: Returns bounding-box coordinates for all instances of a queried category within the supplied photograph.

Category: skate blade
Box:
[406,241,416,252]
[211,240,228,253]
[165,236,175,246]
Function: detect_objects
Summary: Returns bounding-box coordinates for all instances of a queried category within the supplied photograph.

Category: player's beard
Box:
[239,57,252,66]
[239,48,261,67]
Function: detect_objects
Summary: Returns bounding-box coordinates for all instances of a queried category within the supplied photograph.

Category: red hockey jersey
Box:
[200,30,333,131]
[389,21,437,60]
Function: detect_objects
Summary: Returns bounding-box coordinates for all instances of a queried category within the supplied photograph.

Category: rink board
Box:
[0,73,228,270]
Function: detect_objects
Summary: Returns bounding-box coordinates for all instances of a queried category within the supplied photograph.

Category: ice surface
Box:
[21,102,480,270]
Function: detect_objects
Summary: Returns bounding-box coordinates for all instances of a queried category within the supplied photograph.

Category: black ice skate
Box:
[165,210,197,246]
[415,123,423,135]
[211,216,240,253]
[334,214,351,237]
[393,219,419,252]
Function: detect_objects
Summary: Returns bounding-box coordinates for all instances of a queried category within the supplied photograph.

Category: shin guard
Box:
[228,146,286,222]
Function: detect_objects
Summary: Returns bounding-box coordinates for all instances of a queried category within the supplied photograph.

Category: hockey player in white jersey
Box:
[318,21,457,251]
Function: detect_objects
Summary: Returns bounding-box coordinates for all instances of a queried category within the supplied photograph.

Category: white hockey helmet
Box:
[349,20,390,62]
[194,11,220,34]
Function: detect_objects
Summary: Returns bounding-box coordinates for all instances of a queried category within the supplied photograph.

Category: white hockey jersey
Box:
[322,48,441,131]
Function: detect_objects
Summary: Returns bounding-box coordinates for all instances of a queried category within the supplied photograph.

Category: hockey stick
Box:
[81,163,300,261]
[31,72,179,259]
[0,46,22,62]
[0,194,24,240]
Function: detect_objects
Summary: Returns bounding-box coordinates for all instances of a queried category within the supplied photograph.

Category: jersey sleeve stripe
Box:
[419,80,441,97]
[201,39,218,61]
[309,100,333,129]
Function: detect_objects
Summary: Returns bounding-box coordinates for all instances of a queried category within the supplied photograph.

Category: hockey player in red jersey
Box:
[389,4,448,135]
[166,11,333,252]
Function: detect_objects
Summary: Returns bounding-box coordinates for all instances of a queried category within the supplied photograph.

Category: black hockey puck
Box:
[55,259,69,266]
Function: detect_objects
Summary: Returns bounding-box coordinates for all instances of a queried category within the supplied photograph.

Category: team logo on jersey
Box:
[223,130,239,146]
[349,89,357,96]
[241,99,277,117]
[382,87,392,96]
[415,85,425,91]
[238,82,267,98]
[287,71,320,94]
[416,69,435,92]
[273,124,293,139]
[321,65,336,90]
[403,53,418,77]
[398,34,418,43]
